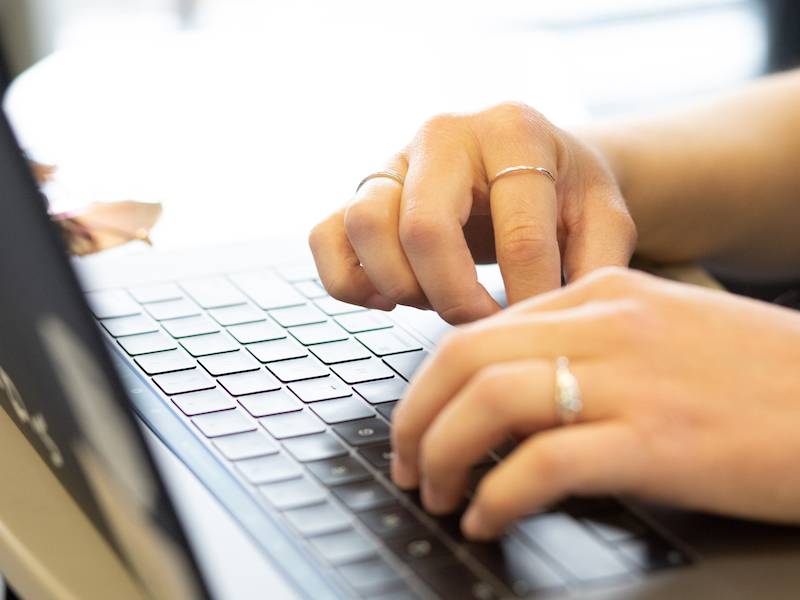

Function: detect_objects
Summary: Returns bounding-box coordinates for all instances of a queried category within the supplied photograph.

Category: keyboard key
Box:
[419,562,500,600]
[199,350,261,376]
[86,290,140,319]
[259,476,327,510]
[180,333,239,357]
[310,397,374,424]
[276,263,319,282]
[239,389,302,417]
[331,359,394,384]
[180,277,246,308]
[283,501,351,536]
[192,409,255,437]
[582,513,647,544]
[617,536,690,571]
[145,298,201,321]
[332,480,395,511]
[358,505,419,538]
[260,411,325,439]
[267,357,329,382]
[337,557,404,596]
[306,455,371,486]
[310,340,372,364]
[281,431,348,462]
[218,370,281,396]
[356,329,422,357]
[247,338,307,363]
[236,453,301,484]
[375,402,397,422]
[230,272,306,310]
[161,315,220,338]
[315,296,366,316]
[118,331,177,355]
[354,378,406,404]
[288,377,352,403]
[383,351,428,381]
[309,528,377,565]
[516,513,631,583]
[269,304,327,327]
[213,430,278,460]
[333,418,391,447]
[357,444,393,471]
[153,369,215,395]
[135,349,195,375]
[101,314,158,337]
[293,280,327,299]
[208,304,265,326]
[387,531,451,565]
[172,388,237,415]
[290,321,349,346]
[335,311,393,334]
[128,283,182,304]
[228,321,286,344]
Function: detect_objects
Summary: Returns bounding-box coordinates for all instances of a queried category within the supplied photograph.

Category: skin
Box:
[309,68,800,539]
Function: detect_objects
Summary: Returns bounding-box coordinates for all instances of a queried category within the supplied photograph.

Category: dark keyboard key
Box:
[161,315,220,338]
[180,277,247,308]
[248,338,307,363]
[357,444,393,471]
[153,369,215,395]
[289,321,348,346]
[101,314,158,337]
[582,512,647,544]
[335,311,393,333]
[213,430,278,460]
[238,389,302,417]
[375,402,397,422]
[192,409,255,437]
[358,505,419,538]
[383,351,428,381]
[310,340,372,364]
[218,370,281,396]
[267,357,329,382]
[354,378,406,404]
[516,513,631,582]
[260,411,325,439]
[337,556,404,596]
[145,298,201,321]
[315,296,366,316]
[282,431,348,462]
[259,476,327,510]
[293,280,327,299]
[288,377,352,403]
[333,418,391,447]
[208,304,265,326]
[135,349,195,375]
[356,329,422,357]
[236,453,302,484]
[269,304,327,327]
[227,321,286,344]
[283,501,351,536]
[617,536,690,571]
[387,530,451,565]
[199,350,261,376]
[332,359,394,384]
[310,397,374,424]
[276,263,319,282]
[309,528,377,566]
[128,283,182,304]
[468,464,493,493]
[306,455,371,486]
[419,562,500,600]
[118,331,177,355]
[86,290,140,319]
[172,388,237,416]
[180,333,239,357]
[230,272,306,310]
[332,480,395,511]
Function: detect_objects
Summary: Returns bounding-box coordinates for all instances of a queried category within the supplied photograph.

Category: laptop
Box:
[1,62,800,600]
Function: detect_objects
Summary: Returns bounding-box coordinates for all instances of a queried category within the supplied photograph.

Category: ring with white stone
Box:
[554,356,583,425]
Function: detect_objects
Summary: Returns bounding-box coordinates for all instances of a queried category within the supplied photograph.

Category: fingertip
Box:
[461,505,497,540]
[364,292,397,311]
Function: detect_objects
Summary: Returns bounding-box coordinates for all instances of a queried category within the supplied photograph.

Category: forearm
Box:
[580,69,800,279]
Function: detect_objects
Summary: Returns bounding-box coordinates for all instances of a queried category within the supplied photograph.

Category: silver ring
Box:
[355,169,405,194]
[489,165,556,189]
[554,356,582,425]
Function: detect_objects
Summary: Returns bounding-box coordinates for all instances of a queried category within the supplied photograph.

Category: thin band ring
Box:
[554,356,583,425]
[355,169,405,194]
[489,165,556,189]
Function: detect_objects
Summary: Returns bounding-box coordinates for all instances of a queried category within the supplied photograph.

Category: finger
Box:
[399,117,500,324]
[418,359,612,514]
[309,208,396,310]
[462,422,644,539]
[345,156,430,309]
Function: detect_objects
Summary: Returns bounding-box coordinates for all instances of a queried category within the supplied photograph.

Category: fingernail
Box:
[391,456,417,490]
[462,506,493,540]
[365,293,396,311]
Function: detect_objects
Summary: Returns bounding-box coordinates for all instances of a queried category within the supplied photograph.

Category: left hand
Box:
[390,267,800,539]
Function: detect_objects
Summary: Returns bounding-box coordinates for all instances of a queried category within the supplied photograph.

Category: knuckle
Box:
[533,441,568,485]
[398,211,440,253]
[436,328,472,363]
[470,366,510,406]
[499,224,552,268]
[418,112,463,137]
[585,265,636,293]
[307,222,326,253]
[343,203,382,243]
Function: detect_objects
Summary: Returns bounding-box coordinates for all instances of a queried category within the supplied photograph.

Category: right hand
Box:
[309,102,636,324]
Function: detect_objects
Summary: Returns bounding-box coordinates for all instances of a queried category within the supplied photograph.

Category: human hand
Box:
[309,103,636,324]
[390,267,800,538]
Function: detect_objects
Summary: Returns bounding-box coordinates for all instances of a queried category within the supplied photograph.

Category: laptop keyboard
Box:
[88,265,690,599]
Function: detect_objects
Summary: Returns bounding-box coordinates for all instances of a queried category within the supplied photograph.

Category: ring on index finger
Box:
[355,169,406,194]
[489,165,556,189]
